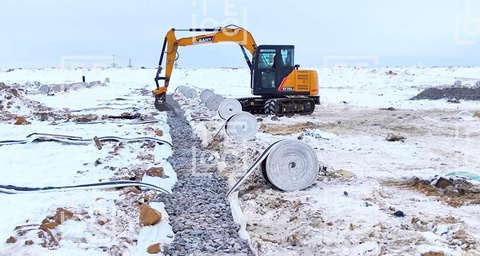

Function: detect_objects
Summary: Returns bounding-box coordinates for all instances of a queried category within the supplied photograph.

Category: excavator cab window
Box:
[251,45,295,96]
[258,49,276,68]
[280,49,294,67]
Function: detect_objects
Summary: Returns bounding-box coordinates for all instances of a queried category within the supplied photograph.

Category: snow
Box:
[1,65,480,255]
[0,69,175,255]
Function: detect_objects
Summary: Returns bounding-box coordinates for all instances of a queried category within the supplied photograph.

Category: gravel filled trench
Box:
[157,96,253,256]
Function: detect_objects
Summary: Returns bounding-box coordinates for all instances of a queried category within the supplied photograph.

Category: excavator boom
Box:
[153,25,257,110]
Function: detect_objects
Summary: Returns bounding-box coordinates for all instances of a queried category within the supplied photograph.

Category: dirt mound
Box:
[385,177,480,207]
[0,82,68,122]
[410,87,480,101]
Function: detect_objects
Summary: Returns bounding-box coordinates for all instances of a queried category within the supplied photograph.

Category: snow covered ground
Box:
[0,69,175,255]
[1,66,480,255]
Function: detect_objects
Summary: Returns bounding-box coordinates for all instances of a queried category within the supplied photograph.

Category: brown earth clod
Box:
[139,204,162,226]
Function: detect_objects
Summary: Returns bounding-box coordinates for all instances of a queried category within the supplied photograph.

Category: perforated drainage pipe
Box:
[218,98,242,120]
[224,111,258,141]
[227,139,318,196]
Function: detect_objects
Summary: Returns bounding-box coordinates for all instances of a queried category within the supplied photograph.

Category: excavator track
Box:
[237,97,316,116]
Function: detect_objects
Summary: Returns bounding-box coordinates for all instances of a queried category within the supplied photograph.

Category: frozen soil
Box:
[196,104,480,256]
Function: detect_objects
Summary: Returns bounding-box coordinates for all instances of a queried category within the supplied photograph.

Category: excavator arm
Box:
[153,25,257,111]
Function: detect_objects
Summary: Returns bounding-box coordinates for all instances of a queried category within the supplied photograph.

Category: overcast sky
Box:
[1,0,479,69]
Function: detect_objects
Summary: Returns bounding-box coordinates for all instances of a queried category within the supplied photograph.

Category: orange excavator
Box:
[153,25,319,116]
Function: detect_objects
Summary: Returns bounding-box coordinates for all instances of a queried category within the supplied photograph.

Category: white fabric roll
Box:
[262,140,318,192]
[205,94,224,111]
[218,98,243,120]
[200,89,215,103]
[224,111,258,140]
[184,88,198,99]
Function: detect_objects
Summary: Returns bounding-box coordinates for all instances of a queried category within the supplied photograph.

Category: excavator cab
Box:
[251,45,299,97]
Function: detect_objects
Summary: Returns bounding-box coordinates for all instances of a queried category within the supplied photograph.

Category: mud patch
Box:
[259,121,316,135]
[383,177,480,207]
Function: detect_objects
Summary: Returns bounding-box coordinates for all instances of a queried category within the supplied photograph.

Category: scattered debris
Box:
[286,234,299,246]
[447,98,460,104]
[380,107,396,111]
[93,136,102,150]
[435,177,453,189]
[334,169,356,179]
[147,243,161,254]
[386,133,406,141]
[54,208,76,224]
[146,167,164,177]
[14,116,31,125]
[6,236,16,243]
[155,130,164,136]
[421,251,445,256]
[385,177,480,207]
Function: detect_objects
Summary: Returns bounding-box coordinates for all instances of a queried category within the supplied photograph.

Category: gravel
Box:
[157,96,253,256]
[410,87,480,101]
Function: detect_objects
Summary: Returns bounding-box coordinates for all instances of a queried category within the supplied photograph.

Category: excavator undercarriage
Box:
[238,96,319,116]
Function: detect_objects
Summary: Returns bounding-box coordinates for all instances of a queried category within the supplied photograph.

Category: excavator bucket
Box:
[154,92,169,111]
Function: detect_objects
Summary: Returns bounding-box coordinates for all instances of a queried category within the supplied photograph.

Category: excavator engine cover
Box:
[154,92,169,111]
